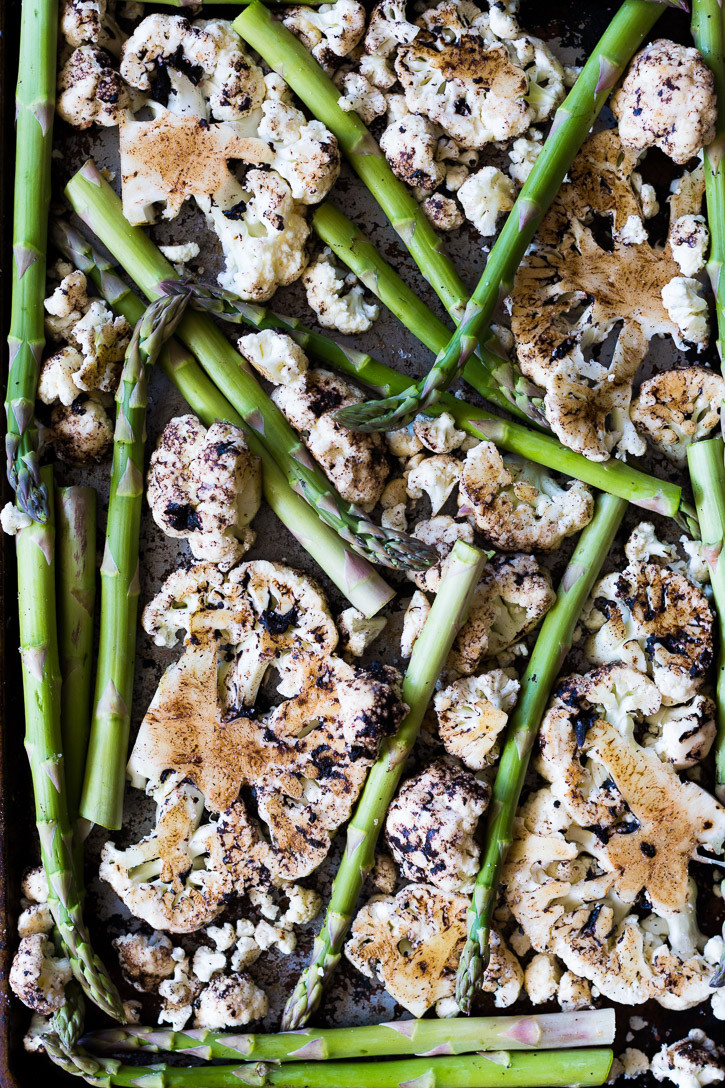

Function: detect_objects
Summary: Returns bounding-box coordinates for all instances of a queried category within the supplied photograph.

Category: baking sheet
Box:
[2,1,725,1084]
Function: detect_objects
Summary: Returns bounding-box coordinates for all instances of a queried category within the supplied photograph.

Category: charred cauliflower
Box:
[9,936,72,1015]
[434,668,520,770]
[48,397,114,465]
[651,1030,724,1088]
[302,249,379,334]
[631,368,725,466]
[457,440,594,551]
[57,45,134,129]
[147,415,261,570]
[408,516,474,593]
[611,40,717,165]
[385,759,488,893]
[282,1,366,70]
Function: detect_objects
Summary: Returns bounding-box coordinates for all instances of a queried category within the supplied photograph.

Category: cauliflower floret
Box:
[434,668,520,770]
[509,131,543,186]
[302,249,379,334]
[661,278,710,351]
[524,952,561,1005]
[230,920,262,971]
[421,194,464,232]
[458,441,594,551]
[582,561,714,705]
[669,215,709,277]
[408,516,474,594]
[203,170,309,302]
[624,522,680,567]
[238,330,309,386]
[282,1,366,69]
[0,504,32,537]
[272,369,389,509]
[38,348,85,408]
[457,166,516,236]
[651,1031,724,1088]
[194,973,268,1029]
[345,884,521,1016]
[401,589,432,658]
[380,476,408,532]
[337,71,387,125]
[450,553,555,675]
[359,52,397,90]
[380,112,446,192]
[21,868,49,905]
[280,885,323,927]
[386,425,423,460]
[611,40,717,165]
[9,935,72,1015]
[113,931,177,992]
[147,415,261,570]
[364,0,419,56]
[406,454,461,515]
[43,271,90,342]
[159,242,200,265]
[192,945,227,983]
[194,18,266,121]
[385,759,489,893]
[258,101,340,205]
[558,971,593,1012]
[61,0,106,46]
[643,695,717,769]
[413,412,466,454]
[57,46,133,129]
[17,904,53,939]
[48,397,114,465]
[254,920,297,955]
[337,607,387,657]
[39,300,130,405]
[158,955,202,1032]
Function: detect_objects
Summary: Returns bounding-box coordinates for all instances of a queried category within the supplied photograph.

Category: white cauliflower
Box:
[17,904,53,939]
[405,454,461,515]
[282,1,366,69]
[43,270,90,342]
[385,759,489,893]
[611,40,717,165]
[48,397,114,465]
[57,45,133,129]
[360,52,397,90]
[643,695,717,770]
[386,425,423,460]
[413,412,466,454]
[0,504,32,537]
[631,368,725,466]
[651,1031,724,1088]
[434,668,520,770]
[458,167,516,236]
[558,972,593,1012]
[302,249,379,334]
[147,415,261,570]
[661,278,710,350]
[669,215,709,277]
[421,194,464,232]
[509,131,543,185]
[272,369,389,509]
[254,920,296,955]
[159,242,200,265]
[458,440,594,551]
[158,953,202,1032]
[524,952,561,1005]
[39,291,130,405]
[337,71,387,125]
[364,0,419,57]
[337,607,387,657]
[60,0,106,47]
[380,110,446,192]
[407,516,474,594]
[280,885,323,927]
[257,98,340,205]
[238,329,309,386]
[113,931,177,992]
[192,946,227,983]
[401,589,431,659]
[194,973,268,1029]
[9,935,72,1015]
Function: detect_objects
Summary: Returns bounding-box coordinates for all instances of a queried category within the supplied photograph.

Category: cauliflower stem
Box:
[309,4,665,432]
[15,468,124,1019]
[283,541,487,1030]
[52,221,395,617]
[5,0,57,521]
[688,437,725,800]
[456,493,626,1013]
[80,293,189,830]
[64,168,437,572]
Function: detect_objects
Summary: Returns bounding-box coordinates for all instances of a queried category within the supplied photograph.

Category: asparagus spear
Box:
[692,0,725,362]
[284,540,487,1029]
[64,166,435,574]
[51,221,395,618]
[688,439,725,801]
[56,487,97,821]
[234,1,664,430]
[15,467,124,1019]
[80,294,189,830]
[173,230,688,524]
[38,1044,614,1087]
[5,0,58,520]
[456,493,627,1012]
[85,1010,616,1061]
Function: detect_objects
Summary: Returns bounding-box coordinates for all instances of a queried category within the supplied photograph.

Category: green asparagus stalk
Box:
[38,1046,614,1086]
[85,1010,616,1061]
[51,221,395,618]
[16,467,124,1019]
[233,2,544,428]
[692,0,725,362]
[235,1,664,430]
[52,979,86,1051]
[64,166,435,573]
[56,487,97,820]
[456,493,627,1013]
[688,439,725,801]
[284,541,487,1029]
[80,294,189,830]
[192,211,685,523]
[5,0,58,520]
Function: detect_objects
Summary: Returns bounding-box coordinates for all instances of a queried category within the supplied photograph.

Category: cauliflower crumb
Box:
[254,920,297,955]
[616,215,648,246]
[9,935,72,1015]
[337,607,387,657]
[238,329,309,386]
[620,1049,650,1079]
[435,995,460,1018]
[302,249,379,334]
[509,131,543,186]
[205,923,237,952]
[159,242,200,264]
[387,426,423,460]
[661,278,709,349]
[280,885,323,927]
[371,851,398,895]
[524,952,561,1005]
[670,215,709,277]
[192,946,227,983]
[17,904,53,939]
[21,868,49,905]
[1,504,32,536]
[458,167,516,236]
[421,194,464,232]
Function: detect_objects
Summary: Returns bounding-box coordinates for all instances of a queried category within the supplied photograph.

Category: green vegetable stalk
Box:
[51,221,395,618]
[456,492,627,1011]
[15,467,124,1019]
[5,0,58,520]
[688,438,725,801]
[80,294,189,830]
[64,166,436,573]
[85,1009,616,1061]
[284,541,487,1029]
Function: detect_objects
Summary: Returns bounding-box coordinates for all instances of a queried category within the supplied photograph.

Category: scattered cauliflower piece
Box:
[48,397,114,465]
[337,607,387,657]
[406,454,461,515]
[651,1030,724,1088]
[17,904,53,940]
[386,425,423,460]
[661,278,710,350]
[21,868,49,905]
[380,110,446,191]
[385,759,488,893]
[364,0,419,57]
[194,973,268,1029]
[611,39,717,165]
[282,1,366,69]
[669,215,709,277]
[558,971,593,1012]
[158,954,202,1032]
[337,71,387,124]
[257,98,340,205]
[238,329,309,386]
[458,440,594,551]
[302,249,379,334]
[421,194,464,232]
[43,271,89,342]
[147,415,261,570]
[159,242,200,265]
[254,920,296,955]
[280,885,323,927]
[113,932,177,992]
[1,504,32,537]
[9,935,72,1015]
[458,167,516,236]
[524,952,561,1005]
[644,695,717,770]
[414,412,466,454]
[401,590,432,658]
[434,668,520,770]
[407,516,474,594]
[60,0,106,47]
[509,131,543,185]
[57,45,133,129]
[192,946,227,983]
